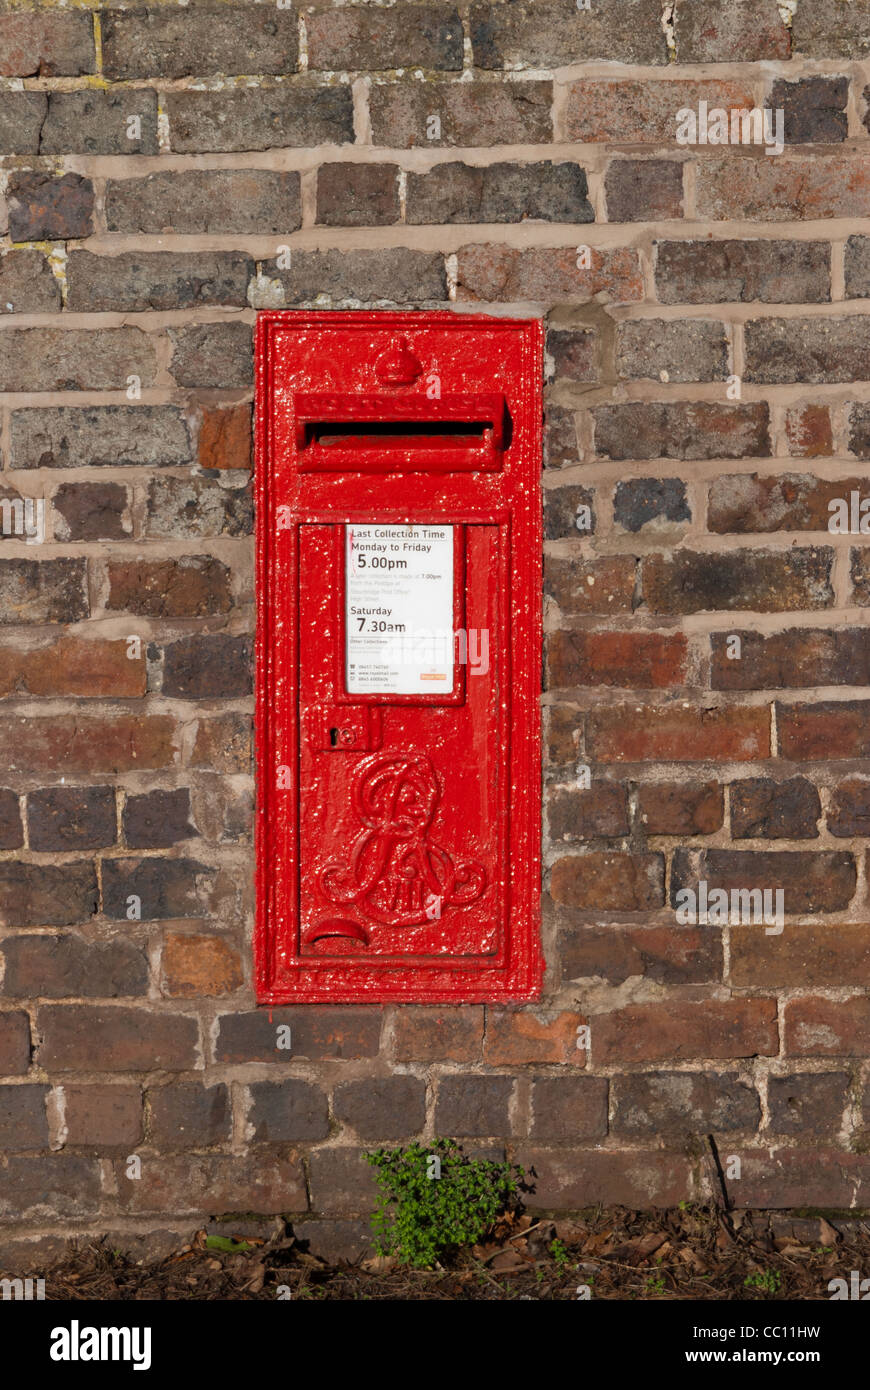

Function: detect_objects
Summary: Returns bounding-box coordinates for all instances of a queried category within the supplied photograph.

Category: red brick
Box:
[565,79,754,143]
[642,547,833,614]
[38,1005,198,1072]
[732,924,870,988]
[455,245,644,304]
[708,473,860,533]
[730,1149,870,1208]
[712,629,870,691]
[594,401,770,461]
[767,1073,849,1136]
[671,847,855,914]
[828,779,870,837]
[197,403,252,472]
[335,1077,427,1140]
[559,923,722,986]
[674,0,789,61]
[161,934,244,999]
[637,781,724,835]
[777,700,870,760]
[593,999,778,1063]
[62,1084,142,1148]
[529,1077,608,1140]
[0,1155,102,1220]
[587,704,769,763]
[545,555,636,616]
[605,159,684,222]
[550,852,664,911]
[697,156,870,222]
[0,934,147,999]
[729,777,821,839]
[484,1009,586,1066]
[786,996,870,1055]
[106,557,232,619]
[0,1010,31,1075]
[547,629,687,689]
[547,783,630,842]
[546,704,582,767]
[116,1153,306,1215]
[0,715,175,775]
[516,1148,695,1209]
[392,1006,484,1062]
[191,714,252,774]
[215,1007,381,1062]
[611,1073,760,1138]
[369,80,552,148]
[0,12,95,77]
[785,405,834,457]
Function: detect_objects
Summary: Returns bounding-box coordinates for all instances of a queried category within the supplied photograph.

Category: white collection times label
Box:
[345,524,454,695]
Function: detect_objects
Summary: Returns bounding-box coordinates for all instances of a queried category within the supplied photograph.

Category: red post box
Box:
[255,311,543,1003]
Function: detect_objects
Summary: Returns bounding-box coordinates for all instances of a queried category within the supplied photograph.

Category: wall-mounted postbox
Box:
[255,311,543,1003]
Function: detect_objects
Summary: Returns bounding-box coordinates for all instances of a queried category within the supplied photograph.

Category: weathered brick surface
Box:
[102,9,299,80]
[712,628,870,690]
[770,77,848,145]
[38,1006,199,1073]
[673,0,789,61]
[166,88,353,153]
[616,319,729,383]
[605,160,684,223]
[261,248,447,305]
[731,924,870,988]
[611,1073,760,1137]
[594,402,770,460]
[369,80,553,147]
[27,786,116,852]
[106,171,302,237]
[7,172,94,243]
[0,329,157,393]
[0,13,95,78]
[309,5,462,70]
[642,547,833,614]
[41,91,159,156]
[698,156,870,222]
[457,245,643,303]
[0,251,60,314]
[0,934,147,999]
[470,0,667,67]
[729,777,821,840]
[407,162,592,225]
[66,251,253,313]
[654,240,831,305]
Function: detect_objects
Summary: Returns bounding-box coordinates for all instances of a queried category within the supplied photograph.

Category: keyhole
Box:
[329,727,339,746]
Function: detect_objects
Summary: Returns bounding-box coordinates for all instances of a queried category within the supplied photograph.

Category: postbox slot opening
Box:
[306,419,492,448]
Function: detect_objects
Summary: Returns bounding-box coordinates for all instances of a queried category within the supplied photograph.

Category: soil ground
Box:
[7,1205,866,1300]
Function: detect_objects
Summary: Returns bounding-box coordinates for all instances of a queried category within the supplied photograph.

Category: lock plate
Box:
[306,705,382,752]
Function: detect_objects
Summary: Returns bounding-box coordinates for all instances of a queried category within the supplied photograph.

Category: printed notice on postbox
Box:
[345,524,454,695]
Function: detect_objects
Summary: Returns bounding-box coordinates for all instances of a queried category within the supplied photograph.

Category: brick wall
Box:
[2,0,870,1266]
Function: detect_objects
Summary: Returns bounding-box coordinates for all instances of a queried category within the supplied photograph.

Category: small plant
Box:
[646,1273,667,1296]
[365,1139,523,1269]
[550,1238,571,1271]
[744,1268,782,1294]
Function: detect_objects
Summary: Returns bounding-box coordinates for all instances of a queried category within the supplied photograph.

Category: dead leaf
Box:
[819,1219,839,1247]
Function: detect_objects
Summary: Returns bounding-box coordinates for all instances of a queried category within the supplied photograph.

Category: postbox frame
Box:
[255,310,543,1004]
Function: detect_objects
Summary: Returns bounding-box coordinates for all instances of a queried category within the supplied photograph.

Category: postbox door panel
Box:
[297,521,506,960]
[256,310,543,1003]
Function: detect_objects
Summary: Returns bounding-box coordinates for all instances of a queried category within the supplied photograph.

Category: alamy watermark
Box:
[676,101,785,156]
[0,496,44,544]
[675,880,784,934]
